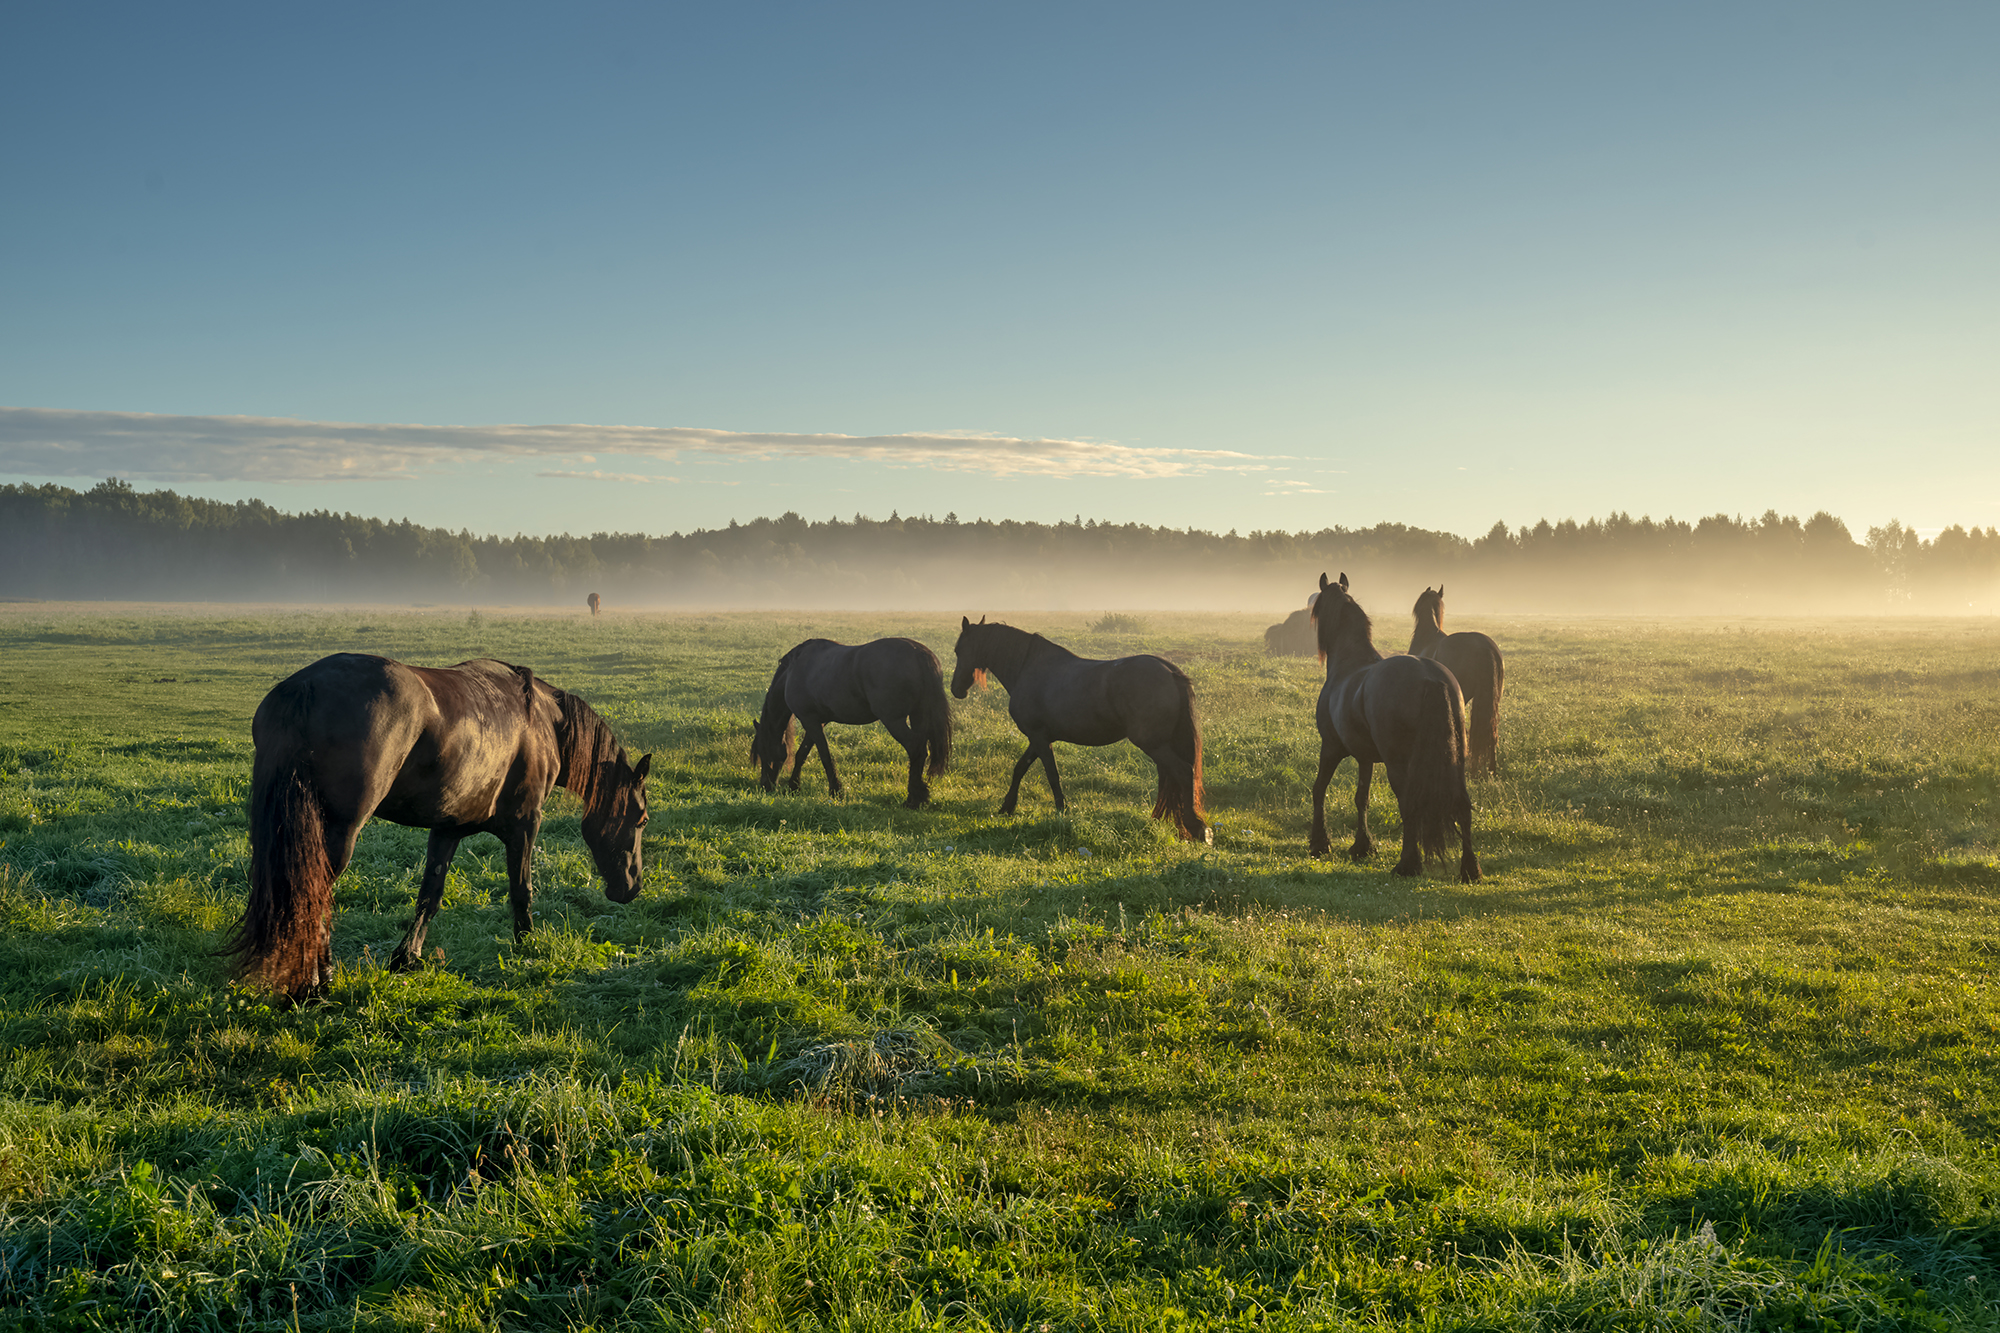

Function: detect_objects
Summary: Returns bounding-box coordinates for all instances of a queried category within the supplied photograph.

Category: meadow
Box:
[1,602,1997,1331]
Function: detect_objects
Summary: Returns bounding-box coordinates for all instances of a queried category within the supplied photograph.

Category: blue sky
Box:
[3,3,1994,538]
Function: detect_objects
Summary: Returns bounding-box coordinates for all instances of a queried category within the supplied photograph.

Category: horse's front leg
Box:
[801,719,843,796]
[1351,762,1375,863]
[1000,742,1038,815]
[504,814,541,940]
[1035,741,1066,812]
[391,827,464,971]
[880,714,928,809]
[1309,734,1343,858]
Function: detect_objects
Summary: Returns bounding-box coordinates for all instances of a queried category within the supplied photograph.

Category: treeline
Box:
[3,479,1997,613]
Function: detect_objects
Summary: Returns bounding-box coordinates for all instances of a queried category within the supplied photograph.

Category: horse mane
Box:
[555,688,624,811]
[1314,593,1373,662]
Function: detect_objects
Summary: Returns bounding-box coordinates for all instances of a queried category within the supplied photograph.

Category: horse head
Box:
[950,615,990,699]
[1313,572,1364,662]
[748,711,794,792]
[580,751,651,903]
[1413,584,1445,630]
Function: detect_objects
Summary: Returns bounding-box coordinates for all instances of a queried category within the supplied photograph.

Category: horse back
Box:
[256,654,557,829]
[1011,650,1182,746]
[786,637,941,724]
[1427,632,1503,703]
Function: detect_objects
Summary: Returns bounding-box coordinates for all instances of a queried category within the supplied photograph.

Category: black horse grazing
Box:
[226,654,652,1001]
[950,617,1209,842]
[1310,574,1479,881]
[1409,585,1504,776]
[750,638,953,809]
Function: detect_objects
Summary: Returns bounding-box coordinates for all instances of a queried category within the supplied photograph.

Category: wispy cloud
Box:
[0,407,1276,483]
[535,469,677,484]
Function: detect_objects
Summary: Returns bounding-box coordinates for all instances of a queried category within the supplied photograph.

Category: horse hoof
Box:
[1348,843,1373,863]
[388,948,420,973]
[1392,860,1422,877]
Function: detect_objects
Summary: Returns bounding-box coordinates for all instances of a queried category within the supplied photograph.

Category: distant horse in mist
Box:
[587,592,601,618]
[1264,593,1320,657]
[751,638,953,809]
[951,616,1209,842]
[1409,585,1503,776]
[226,655,651,1001]
[1310,574,1479,880]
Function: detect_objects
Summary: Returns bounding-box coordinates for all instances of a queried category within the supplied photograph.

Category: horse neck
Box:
[756,667,794,739]
[977,625,1052,688]
[1409,610,1445,655]
[1324,618,1384,682]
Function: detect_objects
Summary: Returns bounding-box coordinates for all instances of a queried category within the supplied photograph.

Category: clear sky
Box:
[3,3,1994,539]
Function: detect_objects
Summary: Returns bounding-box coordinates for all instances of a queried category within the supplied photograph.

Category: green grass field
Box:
[2,604,1998,1331]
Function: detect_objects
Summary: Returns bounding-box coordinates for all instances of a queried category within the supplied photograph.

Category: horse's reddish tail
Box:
[1154,669,1209,842]
[225,753,334,997]
[916,665,953,778]
[1405,679,1464,865]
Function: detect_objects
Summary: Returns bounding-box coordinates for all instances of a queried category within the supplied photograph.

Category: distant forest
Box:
[4,479,1998,614]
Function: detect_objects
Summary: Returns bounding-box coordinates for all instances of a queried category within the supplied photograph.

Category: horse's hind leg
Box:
[1382,763,1423,877]
[391,828,464,971]
[1350,762,1375,863]
[880,715,929,809]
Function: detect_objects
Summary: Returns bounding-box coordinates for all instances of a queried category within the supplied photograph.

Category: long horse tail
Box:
[1152,667,1208,842]
[1469,648,1503,776]
[915,659,953,778]
[1405,678,1466,865]
[224,750,334,997]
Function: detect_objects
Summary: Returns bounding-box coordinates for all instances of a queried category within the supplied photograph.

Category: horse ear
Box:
[1437,584,1444,598]
[979,614,986,623]
[633,754,652,781]
[1318,572,1329,591]
[1339,572,1350,590]
[962,616,970,630]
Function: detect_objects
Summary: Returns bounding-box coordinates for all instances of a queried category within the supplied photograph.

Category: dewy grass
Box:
[1,605,1999,1330]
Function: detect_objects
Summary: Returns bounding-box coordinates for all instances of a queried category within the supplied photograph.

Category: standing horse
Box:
[1310,574,1479,880]
[225,654,652,1001]
[587,592,602,618]
[750,638,953,809]
[950,617,1209,842]
[1409,585,1503,775]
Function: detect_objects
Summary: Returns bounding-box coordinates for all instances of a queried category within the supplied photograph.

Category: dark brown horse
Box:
[226,654,651,1000]
[950,617,1209,842]
[587,592,602,618]
[1310,574,1479,880]
[751,638,952,809]
[1409,585,1503,775]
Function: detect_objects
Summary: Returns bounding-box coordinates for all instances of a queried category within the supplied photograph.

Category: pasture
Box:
[1,604,1998,1331]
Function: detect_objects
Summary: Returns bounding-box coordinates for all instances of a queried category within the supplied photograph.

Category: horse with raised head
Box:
[750,638,952,809]
[950,617,1209,842]
[225,654,652,1001]
[1409,585,1503,775]
[1310,574,1479,880]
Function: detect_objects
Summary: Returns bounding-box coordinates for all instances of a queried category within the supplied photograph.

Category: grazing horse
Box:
[950,617,1209,842]
[750,638,953,809]
[1264,593,1320,657]
[587,592,602,618]
[1409,585,1504,776]
[1309,574,1479,880]
[225,654,652,1001]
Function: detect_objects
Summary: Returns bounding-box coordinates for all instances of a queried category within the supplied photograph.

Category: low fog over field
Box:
[4,479,1997,616]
